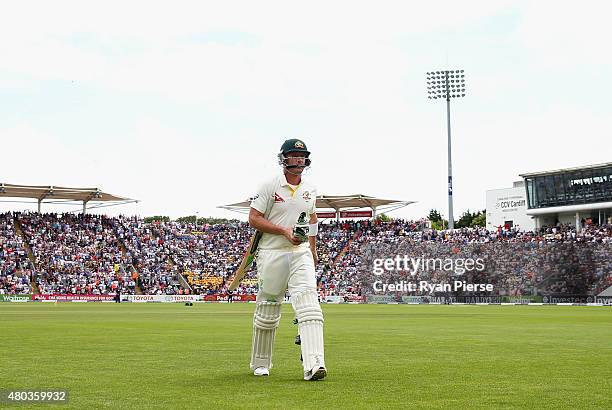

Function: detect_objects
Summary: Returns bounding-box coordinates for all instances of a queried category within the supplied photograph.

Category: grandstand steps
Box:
[115,238,144,295]
[146,226,191,293]
[129,265,143,295]
[177,271,193,293]
[12,215,40,294]
[127,265,144,295]
[334,239,352,265]
[29,275,40,294]
[163,246,192,293]
[12,216,36,265]
[165,258,192,293]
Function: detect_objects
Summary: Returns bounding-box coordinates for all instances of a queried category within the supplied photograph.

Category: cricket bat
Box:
[227,230,263,291]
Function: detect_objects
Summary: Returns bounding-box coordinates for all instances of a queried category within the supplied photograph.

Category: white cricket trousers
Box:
[255,247,317,301]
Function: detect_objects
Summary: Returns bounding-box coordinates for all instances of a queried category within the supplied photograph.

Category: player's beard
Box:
[284,165,306,176]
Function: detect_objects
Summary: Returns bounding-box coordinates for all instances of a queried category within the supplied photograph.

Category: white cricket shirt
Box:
[250,173,317,250]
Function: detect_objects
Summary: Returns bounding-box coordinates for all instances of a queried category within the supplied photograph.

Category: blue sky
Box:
[1,0,610,220]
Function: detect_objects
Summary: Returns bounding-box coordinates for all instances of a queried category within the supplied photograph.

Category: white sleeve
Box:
[250,181,271,214]
[309,188,317,216]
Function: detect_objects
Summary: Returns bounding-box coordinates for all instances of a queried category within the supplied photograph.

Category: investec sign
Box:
[595,296,612,305]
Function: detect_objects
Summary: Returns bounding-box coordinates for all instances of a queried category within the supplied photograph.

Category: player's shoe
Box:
[253,367,269,376]
[303,365,327,381]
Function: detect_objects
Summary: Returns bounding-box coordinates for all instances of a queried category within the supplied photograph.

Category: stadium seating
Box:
[0,211,609,298]
[0,213,31,294]
[17,213,135,295]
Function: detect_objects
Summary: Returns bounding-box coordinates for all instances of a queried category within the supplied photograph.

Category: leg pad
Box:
[250,301,282,369]
[291,291,325,372]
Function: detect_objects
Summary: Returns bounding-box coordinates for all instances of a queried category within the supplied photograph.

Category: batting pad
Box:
[292,291,325,372]
[250,301,282,370]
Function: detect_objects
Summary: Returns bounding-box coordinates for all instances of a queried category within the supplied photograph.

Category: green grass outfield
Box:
[1,303,611,409]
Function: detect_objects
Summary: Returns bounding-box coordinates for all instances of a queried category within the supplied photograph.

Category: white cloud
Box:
[1,0,609,222]
[516,0,612,68]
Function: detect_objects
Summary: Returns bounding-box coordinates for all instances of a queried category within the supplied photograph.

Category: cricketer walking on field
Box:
[247,138,327,381]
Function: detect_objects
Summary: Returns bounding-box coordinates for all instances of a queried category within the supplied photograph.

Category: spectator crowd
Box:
[0,211,610,299]
[18,213,135,295]
[0,213,31,294]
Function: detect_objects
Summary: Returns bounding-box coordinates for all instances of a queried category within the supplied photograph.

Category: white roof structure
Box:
[519,161,612,178]
[220,194,415,217]
[0,183,136,213]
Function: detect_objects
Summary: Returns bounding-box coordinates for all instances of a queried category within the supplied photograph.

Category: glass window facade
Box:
[525,166,612,209]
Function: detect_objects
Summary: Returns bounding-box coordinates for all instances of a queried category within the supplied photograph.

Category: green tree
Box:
[470,210,486,227]
[456,210,475,228]
[176,215,197,224]
[376,213,391,222]
[143,216,170,223]
[431,219,448,230]
[428,209,443,222]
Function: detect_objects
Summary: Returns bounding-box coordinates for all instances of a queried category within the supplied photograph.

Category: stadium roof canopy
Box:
[219,194,416,217]
[0,183,136,213]
[519,161,612,178]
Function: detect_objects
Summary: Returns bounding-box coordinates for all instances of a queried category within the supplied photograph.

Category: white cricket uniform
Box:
[250,173,317,301]
[249,172,325,375]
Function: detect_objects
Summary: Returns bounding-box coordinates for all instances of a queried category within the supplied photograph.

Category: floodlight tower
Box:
[426,69,466,230]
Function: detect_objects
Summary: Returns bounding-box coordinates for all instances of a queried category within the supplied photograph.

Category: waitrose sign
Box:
[0,294,32,302]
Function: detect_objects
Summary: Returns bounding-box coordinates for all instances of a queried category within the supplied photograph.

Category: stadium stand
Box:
[17,212,136,295]
[112,216,182,295]
[0,211,609,298]
[0,212,31,294]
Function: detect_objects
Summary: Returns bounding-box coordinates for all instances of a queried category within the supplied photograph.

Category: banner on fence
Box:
[594,296,612,305]
[123,294,257,303]
[0,294,32,302]
[126,294,199,303]
[201,294,256,302]
[32,294,115,302]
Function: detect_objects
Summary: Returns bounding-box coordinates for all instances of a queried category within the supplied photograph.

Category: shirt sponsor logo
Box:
[302,191,311,201]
